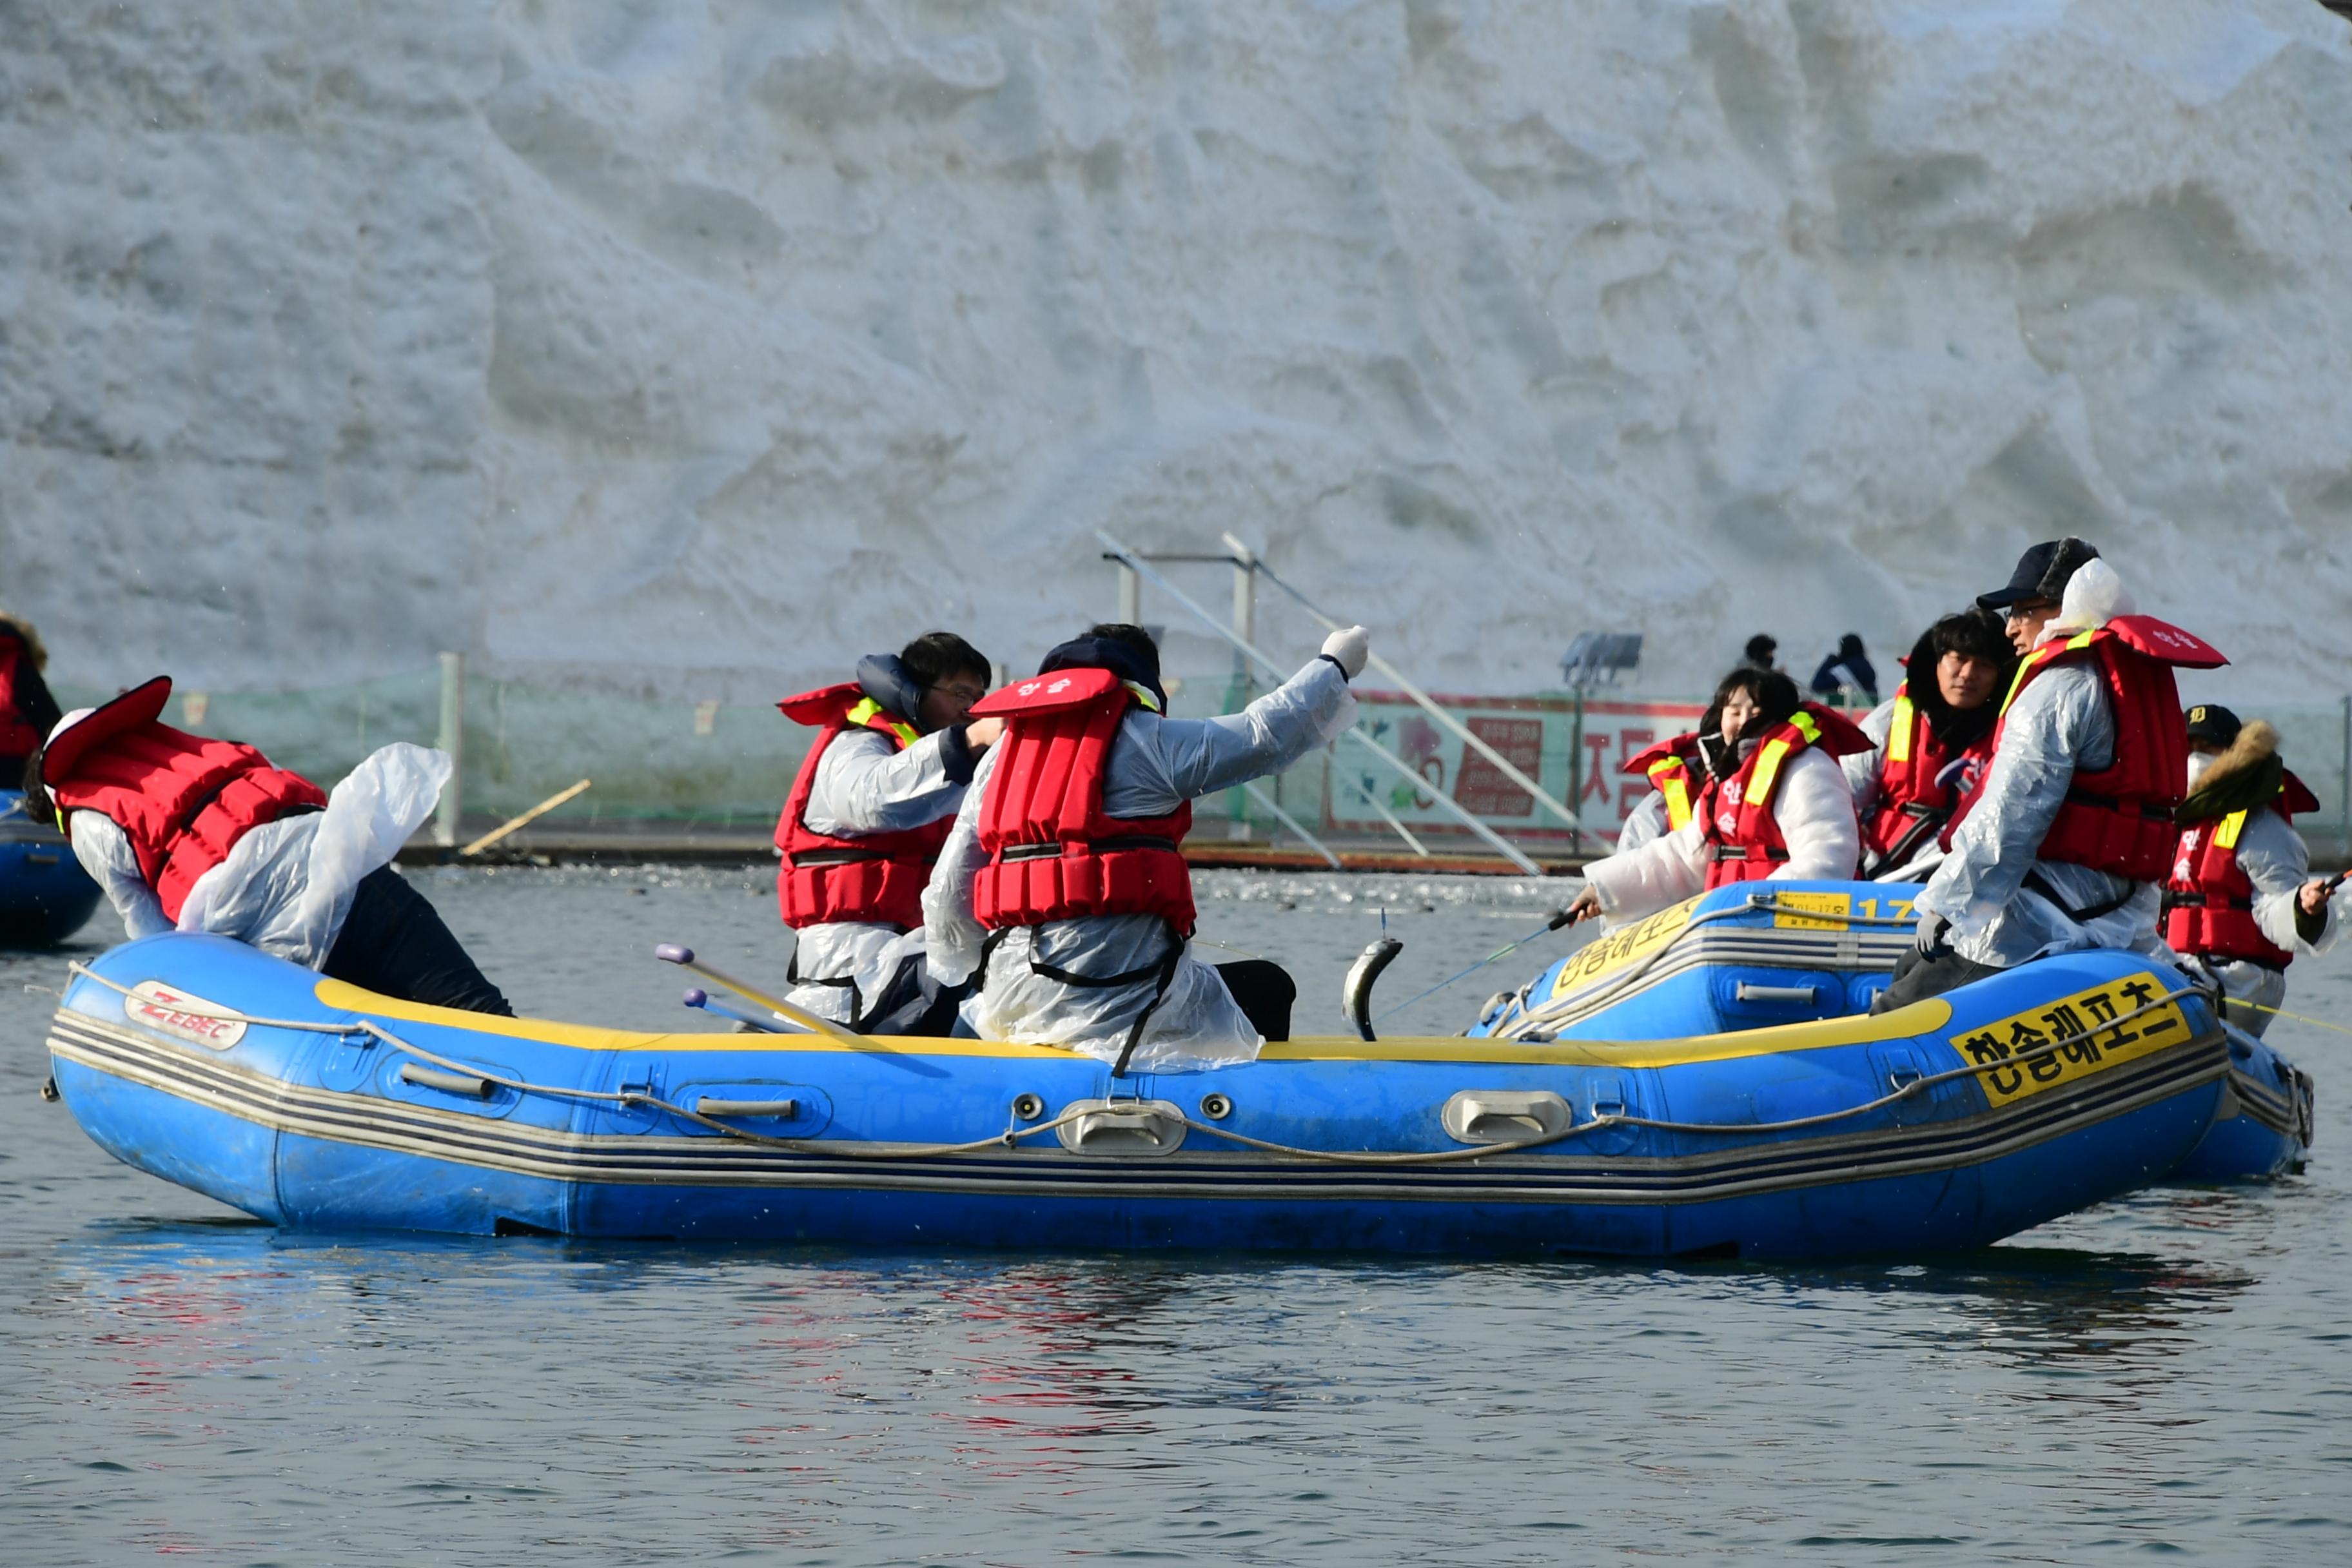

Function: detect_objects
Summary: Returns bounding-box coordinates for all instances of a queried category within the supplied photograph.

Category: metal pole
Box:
[1100,529,1544,874]
[1227,540,1257,832]
[1233,542,1583,832]
[2340,692,2349,861]
[1117,562,1141,626]
[434,652,464,848]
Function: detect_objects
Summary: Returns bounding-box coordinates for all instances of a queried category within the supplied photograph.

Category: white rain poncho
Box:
[1614,790,1671,855]
[783,723,972,1024]
[67,743,450,970]
[925,657,1356,1072]
[2175,749,2340,1037]
[1580,743,1859,923]
[1916,560,2167,968]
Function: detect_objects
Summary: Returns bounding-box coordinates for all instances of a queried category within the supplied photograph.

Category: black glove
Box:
[1916,911,1950,956]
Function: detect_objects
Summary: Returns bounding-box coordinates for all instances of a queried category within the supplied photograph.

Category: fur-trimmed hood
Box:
[0,612,46,671]
[2180,720,2318,823]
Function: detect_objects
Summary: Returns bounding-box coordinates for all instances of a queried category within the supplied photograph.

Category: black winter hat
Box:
[1977,536,2101,611]
[2184,704,2242,748]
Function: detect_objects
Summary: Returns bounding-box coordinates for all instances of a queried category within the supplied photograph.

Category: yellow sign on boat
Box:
[1955,972,2190,1107]
[1547,897,1700,1000]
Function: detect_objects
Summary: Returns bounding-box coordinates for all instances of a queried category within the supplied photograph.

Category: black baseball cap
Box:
[1977,537,2100,611]
[2184,704,2242,747]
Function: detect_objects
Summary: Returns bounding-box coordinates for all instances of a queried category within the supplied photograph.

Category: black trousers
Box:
[1215,959,1295,1043]
[1870,943,2004,1014]
[322,866,514,1016]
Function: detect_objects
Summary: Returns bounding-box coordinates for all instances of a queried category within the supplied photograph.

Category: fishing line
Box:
[1371,906,1574,1023]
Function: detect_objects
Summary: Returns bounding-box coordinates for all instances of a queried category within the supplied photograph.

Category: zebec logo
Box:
[123,981,248,1050]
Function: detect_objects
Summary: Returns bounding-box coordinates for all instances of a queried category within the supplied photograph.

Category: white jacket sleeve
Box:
[66,812,172,939]
[921,745,999,986]
[2236,808,2336,957]
[1110,658,1356,813]
[802,727,969,837]
[1768,746,1861,881]
[1582,816,1709,919]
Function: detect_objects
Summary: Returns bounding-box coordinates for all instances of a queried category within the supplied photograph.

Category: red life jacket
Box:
[2163,770,2322,968]
[1946,618,2225,881]
[967,667,1196,936]
[0,632,42,761]
[1861,682,1996,867]
[1696,704,1871,887]
[43,678,327,923]
[1622,732,1703,834]
[772,683,954,931]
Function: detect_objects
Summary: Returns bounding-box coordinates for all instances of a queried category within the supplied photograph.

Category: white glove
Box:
[1320,625,1370,680]
[1915,911,1950,956]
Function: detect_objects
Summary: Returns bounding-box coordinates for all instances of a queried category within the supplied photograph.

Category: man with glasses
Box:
[1873,538,2226,1012]
[772,631,1004,1033]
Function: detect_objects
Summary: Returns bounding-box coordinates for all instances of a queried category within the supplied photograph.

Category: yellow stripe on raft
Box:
[316,979,1954,1069]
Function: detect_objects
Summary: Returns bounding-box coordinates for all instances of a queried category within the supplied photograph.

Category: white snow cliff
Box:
[5,0,2349,702]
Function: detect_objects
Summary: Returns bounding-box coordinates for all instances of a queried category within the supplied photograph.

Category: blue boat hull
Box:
[50,932,2232,1258]
[1469,880,2310,1183]
[0,790,101,945]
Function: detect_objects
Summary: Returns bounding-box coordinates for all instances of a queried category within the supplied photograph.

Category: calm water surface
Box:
[3,866,2347,1564]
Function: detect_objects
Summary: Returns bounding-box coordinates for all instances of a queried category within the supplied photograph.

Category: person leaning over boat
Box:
[0,611,63,777]
[773,631,1004,1034]
[1840,609,2014,880]
[1872,538,2227,1014]
[1566,668,1868,926]
[2163,704,2340,1036]
[25,676,510,1014]
[924,622,1364,1072]
[1614,729,1706,854]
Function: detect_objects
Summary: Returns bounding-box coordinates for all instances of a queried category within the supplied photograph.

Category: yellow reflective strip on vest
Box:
[846,696,921,748]
[1121,680,1162,714]
[1886,692,1915,764]
[1648,758,1694,830]
[2215,808,2248,851]
[1747,738,1794,808]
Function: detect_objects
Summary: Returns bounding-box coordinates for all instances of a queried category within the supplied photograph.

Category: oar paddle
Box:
[460,779,592,858]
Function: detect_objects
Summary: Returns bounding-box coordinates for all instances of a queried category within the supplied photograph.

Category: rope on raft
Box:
[61,961,2210,1167]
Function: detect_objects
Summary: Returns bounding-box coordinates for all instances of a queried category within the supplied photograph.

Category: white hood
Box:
[2038,557,2135,644]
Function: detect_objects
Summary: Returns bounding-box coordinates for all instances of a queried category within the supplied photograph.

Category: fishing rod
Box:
[1340,906,1576,1039]
[1097,529,1544,875]
[1224,533,1584,834]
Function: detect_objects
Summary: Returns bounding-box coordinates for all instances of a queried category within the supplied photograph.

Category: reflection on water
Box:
[5,869,2350,1562]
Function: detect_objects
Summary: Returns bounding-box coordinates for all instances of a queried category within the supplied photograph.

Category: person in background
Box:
[1743,634,1778,672]
[1875,538,2227,1012]
[1616,729,1706,855]
[0,612,63,778]
[1567,667,1867,926]
[773,631,1004,1034]
[25,676,509,1014]
[1809,634,1880,709]
[2163,705,2338,1036]
[1843,611,2014,879]
[925,621,1366,1072]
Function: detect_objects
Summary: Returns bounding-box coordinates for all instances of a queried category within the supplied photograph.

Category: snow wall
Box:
[6,0,2352,709]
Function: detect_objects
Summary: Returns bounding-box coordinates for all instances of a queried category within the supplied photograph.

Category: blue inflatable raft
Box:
[1465,881,2310,1181]
[46,928,2234,1258]
[0,789,101,945]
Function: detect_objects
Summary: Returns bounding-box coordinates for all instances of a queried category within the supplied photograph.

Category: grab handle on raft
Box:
[1734,981,1821,1006]
[400,1062,495,1099]
[655,944,867,1048]
[694,1096,801,1119]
